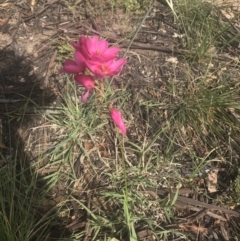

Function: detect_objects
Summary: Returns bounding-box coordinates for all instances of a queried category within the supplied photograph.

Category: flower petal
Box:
[74,75,95,90]
[71,41,81,51]
[84,61,104,77]
[110,108,127,134]
[85,35,98,57]
[101,47,120,61]
[108,58,127,75]
[71,36,88,51]
[97,39,109,53]
[86,58,127,77]
[59,59,83,74]
[79,36,88,45]
[80,90,90,102]
[79,36,90,58]
[74,51,86,70]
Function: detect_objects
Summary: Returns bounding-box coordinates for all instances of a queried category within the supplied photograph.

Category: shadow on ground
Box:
[0,48,70,240]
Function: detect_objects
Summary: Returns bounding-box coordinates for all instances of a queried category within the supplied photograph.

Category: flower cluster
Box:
[60,35,127,134]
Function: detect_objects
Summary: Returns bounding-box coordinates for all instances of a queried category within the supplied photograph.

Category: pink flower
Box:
[74,75,95,102]
[59,51,86,74]
[86,58,127,78]
[72,35,120,62]
[110,108,127,134]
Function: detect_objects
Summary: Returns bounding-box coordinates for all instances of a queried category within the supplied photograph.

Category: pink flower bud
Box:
[80,90,90,102]
[74,75,95,90]
[74,75,95,102]
[59,59,85,74]
[110,108,127,134]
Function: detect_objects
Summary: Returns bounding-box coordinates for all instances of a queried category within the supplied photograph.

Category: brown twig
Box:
[174,194,240,217]
[119,41,182,54]
[146,187,240,217]
[83,192,92,241]
[186,207,227,222]
[70,198,80,220]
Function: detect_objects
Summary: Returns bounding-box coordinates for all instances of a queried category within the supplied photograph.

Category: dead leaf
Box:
[165,57,178,64]
[137,229,152,240]
[83,141,94,150]
[0,3,11,9]
[0,17,9,27]
[30,0,36,13]
[38,166,60,175]
[207,169,219,193]
[102,150,109,157]
[179,223,208,234]
[173,32,184,38]
[220,9,234,19]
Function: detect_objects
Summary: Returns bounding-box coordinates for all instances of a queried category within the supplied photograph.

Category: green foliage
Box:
[175,0,233,60]
[123,0,149,13]
[234,169,240,205]
[56,37,74,62]
[0,150,57,241]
